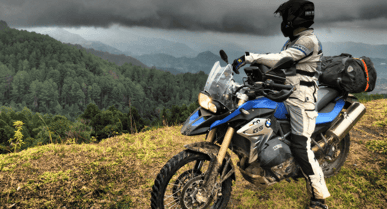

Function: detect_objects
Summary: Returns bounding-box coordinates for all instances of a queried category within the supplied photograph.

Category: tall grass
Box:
[353,92,386,102]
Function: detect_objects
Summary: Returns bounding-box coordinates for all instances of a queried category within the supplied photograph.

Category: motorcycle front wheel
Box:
[151,150,232,209]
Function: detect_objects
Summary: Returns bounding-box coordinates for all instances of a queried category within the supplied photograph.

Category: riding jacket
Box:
[244,29,323,108]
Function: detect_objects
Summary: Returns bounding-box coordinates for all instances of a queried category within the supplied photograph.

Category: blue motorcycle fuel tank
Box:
[181,97,346,136]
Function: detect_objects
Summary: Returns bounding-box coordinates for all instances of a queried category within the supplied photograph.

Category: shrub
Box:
[8,121,25,153]
[64,120,92,144]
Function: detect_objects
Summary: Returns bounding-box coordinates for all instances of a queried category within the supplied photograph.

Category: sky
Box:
[2,0,387,54]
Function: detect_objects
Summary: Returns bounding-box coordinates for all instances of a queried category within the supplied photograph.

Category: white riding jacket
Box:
[245,29,323,107]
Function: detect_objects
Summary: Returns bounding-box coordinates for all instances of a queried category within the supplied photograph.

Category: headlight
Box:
[198,92,217,113]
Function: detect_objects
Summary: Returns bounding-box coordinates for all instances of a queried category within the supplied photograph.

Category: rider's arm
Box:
[245,36,315,68]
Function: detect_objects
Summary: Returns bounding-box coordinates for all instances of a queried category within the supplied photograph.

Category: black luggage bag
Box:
[319,53,377,93]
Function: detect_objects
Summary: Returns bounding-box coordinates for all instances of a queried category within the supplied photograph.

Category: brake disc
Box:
[172,169,202,202]
[180,175,214,209]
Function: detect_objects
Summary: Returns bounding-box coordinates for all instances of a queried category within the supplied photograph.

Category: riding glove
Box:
[232,55,246,74]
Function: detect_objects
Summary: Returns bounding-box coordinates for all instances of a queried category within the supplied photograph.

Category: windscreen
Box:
[204,61,236,110]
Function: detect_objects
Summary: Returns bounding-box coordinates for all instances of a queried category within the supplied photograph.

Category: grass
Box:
[0,99,386,208]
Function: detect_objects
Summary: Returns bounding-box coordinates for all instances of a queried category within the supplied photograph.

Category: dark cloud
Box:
[1,0,387,36]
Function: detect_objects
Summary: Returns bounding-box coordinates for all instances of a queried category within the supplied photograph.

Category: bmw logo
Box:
[265,119,271,127]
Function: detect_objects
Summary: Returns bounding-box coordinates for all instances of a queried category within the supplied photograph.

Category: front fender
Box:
[181,107,229,136]
[184,141,236,182]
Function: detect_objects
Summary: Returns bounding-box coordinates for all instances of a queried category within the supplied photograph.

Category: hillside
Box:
[134,51,225,74]
[111,38,198,58]
[28,28,125,55]
[66,43,149,69]
[0,23,207,125]
[21,28,152,68]
[1,99,386,208]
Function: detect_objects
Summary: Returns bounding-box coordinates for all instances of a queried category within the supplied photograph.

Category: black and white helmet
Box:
[274,0,315,37]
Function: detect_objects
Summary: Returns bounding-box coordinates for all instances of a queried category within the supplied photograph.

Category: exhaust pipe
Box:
[312,102,366,152]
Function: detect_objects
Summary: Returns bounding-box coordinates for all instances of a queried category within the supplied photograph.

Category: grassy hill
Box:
[1,99,386,208]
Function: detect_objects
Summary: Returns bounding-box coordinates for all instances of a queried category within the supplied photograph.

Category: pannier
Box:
[319,53,377,93]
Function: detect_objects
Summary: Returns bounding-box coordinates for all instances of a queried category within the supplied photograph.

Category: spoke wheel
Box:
[180,175,214,209]
[320,134,350,178]
[172,169,203,203]
[151,150,233,209]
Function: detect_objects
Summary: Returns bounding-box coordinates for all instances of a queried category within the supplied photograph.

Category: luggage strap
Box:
[296,70,316,77]
[300,81,315,87]
[354,58,370,91]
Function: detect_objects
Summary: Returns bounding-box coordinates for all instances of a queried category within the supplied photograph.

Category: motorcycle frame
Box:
[187,96,361,191]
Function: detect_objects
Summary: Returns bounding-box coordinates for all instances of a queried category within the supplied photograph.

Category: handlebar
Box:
[232,79,294,107]
[263,80,292,90]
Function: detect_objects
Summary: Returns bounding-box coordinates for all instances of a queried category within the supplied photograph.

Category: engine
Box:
[259,137,299,180]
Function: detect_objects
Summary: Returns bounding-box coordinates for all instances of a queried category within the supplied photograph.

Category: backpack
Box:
[319,53,377,93]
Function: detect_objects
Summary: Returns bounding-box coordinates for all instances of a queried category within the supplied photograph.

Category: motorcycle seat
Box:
[315,87,339,111]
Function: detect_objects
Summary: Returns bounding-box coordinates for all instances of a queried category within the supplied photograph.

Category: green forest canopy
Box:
[0,26,208,122]
[0,26,209,153]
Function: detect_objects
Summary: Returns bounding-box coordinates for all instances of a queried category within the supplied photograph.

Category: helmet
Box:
[274,0,315,38]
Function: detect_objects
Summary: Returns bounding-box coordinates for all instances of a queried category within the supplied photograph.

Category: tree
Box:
[0,63,12,100]
[38,62,46,81]
[29,51,38,68]
[89,83,101,105]
[40,79,59,110]
[76,88,85,107]
[46,69,60,84]
[45,44,53,56]
[112,83,126,105]
[81,103,101,121]
[54,101,63,115]
[89,110,117,139]
[17,59,30,72]
[29,68,40,84]
[127,106,146,134]
[69,81,81,105]
[28,80,42,111]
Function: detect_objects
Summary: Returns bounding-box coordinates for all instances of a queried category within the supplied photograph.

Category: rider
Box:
[232,0,329,208]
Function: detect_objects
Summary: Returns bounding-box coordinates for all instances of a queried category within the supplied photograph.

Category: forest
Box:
[0,26,207,153]
[0,25,386,155]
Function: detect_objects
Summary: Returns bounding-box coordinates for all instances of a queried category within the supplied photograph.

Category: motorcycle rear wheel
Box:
[151,150,233,209]
[320,133,350,178]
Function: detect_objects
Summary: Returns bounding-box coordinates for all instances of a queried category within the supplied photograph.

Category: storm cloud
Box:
[1,0,387,35]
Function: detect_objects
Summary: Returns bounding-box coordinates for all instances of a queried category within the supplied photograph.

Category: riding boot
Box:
[307,198,328,209]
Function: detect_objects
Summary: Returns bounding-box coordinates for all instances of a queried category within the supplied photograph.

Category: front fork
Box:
[195,100,245,202]
[215,98,246,164]
[193,128,218,171]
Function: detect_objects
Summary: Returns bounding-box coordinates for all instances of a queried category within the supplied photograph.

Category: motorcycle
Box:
[151,50,366,209]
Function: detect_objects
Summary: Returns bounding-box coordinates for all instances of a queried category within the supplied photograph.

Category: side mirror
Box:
[272,57,294,71]
[219,50,229,64]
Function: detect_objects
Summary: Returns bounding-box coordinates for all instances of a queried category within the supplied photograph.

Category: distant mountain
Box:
[66,43,148,68]
[81,40,123,55]
[322,42,387,59]
[111,37,199,58]
[134,51,224,74]
[33,28,124,55]
[22,28,147,68]
[43,28,87,44]
[135,50,247,83]
[0,20,9,31]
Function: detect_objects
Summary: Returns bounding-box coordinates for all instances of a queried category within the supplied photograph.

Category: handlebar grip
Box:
[270,83,293,90]
[264,80,293,90]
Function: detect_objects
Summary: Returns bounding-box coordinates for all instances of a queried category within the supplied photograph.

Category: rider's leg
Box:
[285,98,330,202]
